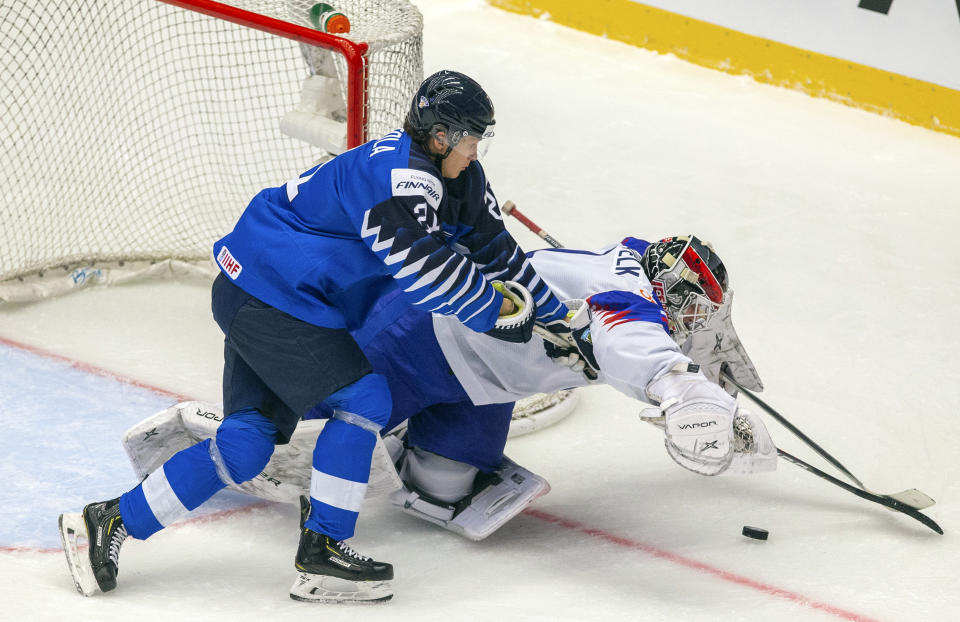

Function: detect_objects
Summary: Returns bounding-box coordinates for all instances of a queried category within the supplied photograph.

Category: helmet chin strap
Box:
[436,144,452,160]
[428,129,453,160]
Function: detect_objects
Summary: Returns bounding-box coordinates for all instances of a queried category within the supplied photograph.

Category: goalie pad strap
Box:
[394,489,456,523]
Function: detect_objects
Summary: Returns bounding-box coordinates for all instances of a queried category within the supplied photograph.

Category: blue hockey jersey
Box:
[213,131,567,331]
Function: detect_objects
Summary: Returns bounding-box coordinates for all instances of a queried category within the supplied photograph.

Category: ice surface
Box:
[1,1,958,620]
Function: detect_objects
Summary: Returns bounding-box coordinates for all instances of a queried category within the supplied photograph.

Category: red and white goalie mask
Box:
[640,235,728,342]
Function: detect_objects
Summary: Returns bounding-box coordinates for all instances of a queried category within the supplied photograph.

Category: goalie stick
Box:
[777,449,942,535]
[504,201,942,534]
[500,201,576,348]
[637,416,942,534]
[721,371,937,512]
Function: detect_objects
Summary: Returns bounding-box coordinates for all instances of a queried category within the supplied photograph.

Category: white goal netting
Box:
[0,0,421,299]
[508,390,579,437]
[0,0,577,432]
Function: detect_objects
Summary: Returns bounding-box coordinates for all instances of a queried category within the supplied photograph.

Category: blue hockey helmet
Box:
[641,235,728,341]
[406,70,495,158]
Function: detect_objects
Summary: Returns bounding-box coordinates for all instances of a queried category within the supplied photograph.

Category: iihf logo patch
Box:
[217,245,242,279]
[418,95,429,109]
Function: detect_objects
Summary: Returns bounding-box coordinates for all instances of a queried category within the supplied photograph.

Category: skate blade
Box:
[289,572,392,604]
[58,513,98,597]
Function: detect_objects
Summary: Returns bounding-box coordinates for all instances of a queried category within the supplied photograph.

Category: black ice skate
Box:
[289,528,393,603]
[58,497,128,596]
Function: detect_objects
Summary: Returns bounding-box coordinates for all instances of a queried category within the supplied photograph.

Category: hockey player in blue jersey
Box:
[117,235,775,593]
[59,71,573,603]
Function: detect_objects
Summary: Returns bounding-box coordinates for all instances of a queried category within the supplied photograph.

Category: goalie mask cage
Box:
[0,0,422,302]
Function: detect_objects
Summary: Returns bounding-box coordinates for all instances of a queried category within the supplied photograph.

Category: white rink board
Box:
[636,0,960,89]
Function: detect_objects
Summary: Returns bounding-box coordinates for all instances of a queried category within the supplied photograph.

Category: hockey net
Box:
[0,0,422,302]
[0,0,577,434]
[508,389,579,437]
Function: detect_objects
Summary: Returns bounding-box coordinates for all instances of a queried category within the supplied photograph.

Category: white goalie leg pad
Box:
[391,450,550,541]
[448,457,550,540]
[390,448,477,527]
[402,447,478,502]
[122,402,401,505]
[58,512,97,597]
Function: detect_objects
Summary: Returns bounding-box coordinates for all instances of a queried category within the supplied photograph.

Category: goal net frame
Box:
[0,0,577,433]
[159,0,371,148]
[0,0,423,302]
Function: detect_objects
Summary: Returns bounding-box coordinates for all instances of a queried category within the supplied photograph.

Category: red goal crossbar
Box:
[157,0,370,147]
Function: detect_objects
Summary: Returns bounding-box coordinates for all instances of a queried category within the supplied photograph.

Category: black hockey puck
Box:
[742,526,769,540]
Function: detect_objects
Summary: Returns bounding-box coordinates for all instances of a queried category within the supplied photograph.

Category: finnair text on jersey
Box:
[395,181,441,203]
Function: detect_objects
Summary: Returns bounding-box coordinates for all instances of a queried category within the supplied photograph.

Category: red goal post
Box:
[0,0,577,436]
[157,0,371,149]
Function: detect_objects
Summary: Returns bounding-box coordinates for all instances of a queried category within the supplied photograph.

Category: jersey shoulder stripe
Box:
[620,237,651,256]
[587,289,670,333]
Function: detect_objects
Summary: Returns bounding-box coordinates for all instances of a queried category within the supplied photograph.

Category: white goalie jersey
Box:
[121,237,773,523]
[433,238,690,405]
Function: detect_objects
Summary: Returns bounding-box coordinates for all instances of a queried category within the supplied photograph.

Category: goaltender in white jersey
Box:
[123,235,776,545]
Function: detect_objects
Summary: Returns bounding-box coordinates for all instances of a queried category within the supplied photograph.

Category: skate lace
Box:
[337,541,370,562]
[109,524,128,565]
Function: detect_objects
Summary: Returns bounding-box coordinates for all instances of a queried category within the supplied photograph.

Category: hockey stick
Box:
[501,200,598,381]
[721,371,936,512]
[503,201,941,532]
[501,200,577,347]
[777,449,943,535]
[639,416,944,535]
[501,201,563,249]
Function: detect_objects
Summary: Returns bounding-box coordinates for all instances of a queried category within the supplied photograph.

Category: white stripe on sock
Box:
[310,468,367,513]
[142,467,189,527]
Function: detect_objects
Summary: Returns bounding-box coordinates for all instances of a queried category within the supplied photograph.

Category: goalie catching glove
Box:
[642,363,737,476]
[486,281,536,343]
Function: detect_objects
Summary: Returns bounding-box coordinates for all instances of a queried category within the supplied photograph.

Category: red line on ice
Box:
[0,335,191,402]
[0,503,272,555]
[524,508,879,622]
[1,336,878,621]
